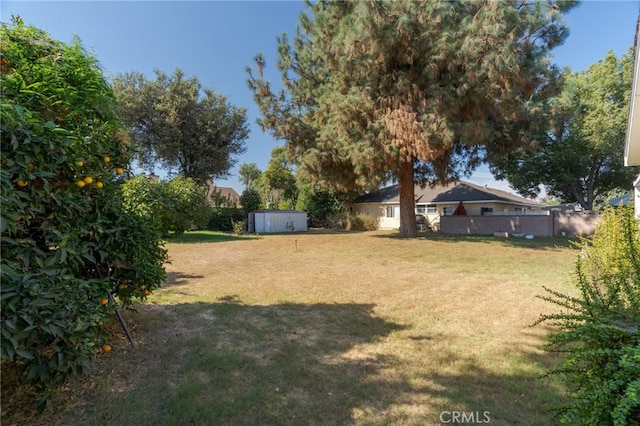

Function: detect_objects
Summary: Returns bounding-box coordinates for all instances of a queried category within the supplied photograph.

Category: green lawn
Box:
[7,231,579,425]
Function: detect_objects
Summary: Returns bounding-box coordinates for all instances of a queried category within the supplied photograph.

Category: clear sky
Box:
[2,1,639,195]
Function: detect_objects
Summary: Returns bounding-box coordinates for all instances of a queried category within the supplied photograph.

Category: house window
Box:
[417,204,437,214]
[514,207,523,213]
[386,206,394,218]
[481,207,494,215]
[442,207,454,216]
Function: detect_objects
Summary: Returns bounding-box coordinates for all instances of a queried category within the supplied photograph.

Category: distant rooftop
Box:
[354,180,539,207]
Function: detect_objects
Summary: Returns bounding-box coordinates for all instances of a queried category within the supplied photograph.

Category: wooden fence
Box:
[440,211,600,236]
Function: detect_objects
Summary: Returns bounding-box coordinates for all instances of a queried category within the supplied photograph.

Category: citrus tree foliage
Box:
[0,20,167,395]
[122,175,210,236]
[112,69,249,185]
[248,0,575,237]
[491,49,638,210]
[535,207,640,424]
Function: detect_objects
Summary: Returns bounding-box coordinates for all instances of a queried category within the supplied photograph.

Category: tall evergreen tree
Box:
[491,49,638,209]
[113,69,249,186]
[248,0,575,237]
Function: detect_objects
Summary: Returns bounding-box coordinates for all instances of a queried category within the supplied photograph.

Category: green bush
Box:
[534,206,640,425]
[297,186,344,228]
[207,207,245,232]
[122,175,210,236]
[0,19,167,400]
[346,214,379,231]
[233,220,245,236]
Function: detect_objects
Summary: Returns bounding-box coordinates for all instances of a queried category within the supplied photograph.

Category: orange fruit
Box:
[17,180,28,187]
[115,167,124,175]
[100,298,108,306]
[94,182,104,189]
[102,344,112,353]
[139,285,146,290]
[144,290,152,296]
[75,161,84,167]
[83,176,93,184]
[76,180,86,188]
[118,283,127,290]
[103,156,110,163]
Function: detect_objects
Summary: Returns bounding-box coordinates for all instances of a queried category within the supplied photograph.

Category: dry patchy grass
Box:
[3,231,578,425]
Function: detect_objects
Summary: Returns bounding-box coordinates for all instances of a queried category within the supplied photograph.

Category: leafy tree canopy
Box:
[112,69,249,185]
[491,49,639,210]
[263,146,298,205]
[248,0,576,237]
[240,187,262,215]
[238,162,262,190]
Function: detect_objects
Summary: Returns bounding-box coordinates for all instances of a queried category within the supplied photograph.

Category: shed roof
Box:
[353,180,539,207]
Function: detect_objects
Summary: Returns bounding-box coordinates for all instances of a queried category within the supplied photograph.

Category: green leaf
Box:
[16,349,35,360]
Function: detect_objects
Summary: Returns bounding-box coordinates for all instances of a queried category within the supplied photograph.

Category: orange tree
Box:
[0,19,167,396]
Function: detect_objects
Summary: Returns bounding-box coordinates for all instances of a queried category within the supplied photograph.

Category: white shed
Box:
[248,210,308,233]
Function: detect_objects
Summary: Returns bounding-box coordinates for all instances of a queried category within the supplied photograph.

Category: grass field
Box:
[5,230,579,425]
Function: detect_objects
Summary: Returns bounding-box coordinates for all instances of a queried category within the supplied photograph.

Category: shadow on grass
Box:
[372,231,578,251]
[164,271,205,287]
[40,299,568,426]
[164,231,261,244]
[50,300,405,425]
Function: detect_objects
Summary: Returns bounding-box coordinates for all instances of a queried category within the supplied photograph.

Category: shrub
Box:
[0,19,167,400]
[122,175,210,236]
[346,214,379,231]
[207,208,245,232]
[297,185,344,228]
[233,220,245,236]
[534,206,640,425]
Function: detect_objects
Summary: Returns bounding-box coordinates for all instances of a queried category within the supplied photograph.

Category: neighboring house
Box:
[205,179,241,207]
[624,15,640,218]
[351,180,543,231]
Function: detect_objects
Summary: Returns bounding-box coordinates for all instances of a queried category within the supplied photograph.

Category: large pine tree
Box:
[248,0,575,237]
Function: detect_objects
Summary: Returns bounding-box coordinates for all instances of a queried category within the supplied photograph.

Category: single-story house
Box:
[351,180,543,231]
[624,16,640,218]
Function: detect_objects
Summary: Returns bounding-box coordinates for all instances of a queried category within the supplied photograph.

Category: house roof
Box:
[353,180,540,207]
[625,14,640,166]
[204,179,240,204]
[215,187,240,202]
[608,193,632,207]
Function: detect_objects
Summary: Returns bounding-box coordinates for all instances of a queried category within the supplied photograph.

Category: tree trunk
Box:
[398,158,417,238]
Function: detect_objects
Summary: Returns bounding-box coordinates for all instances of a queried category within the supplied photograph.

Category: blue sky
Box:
[3,1,639,195]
